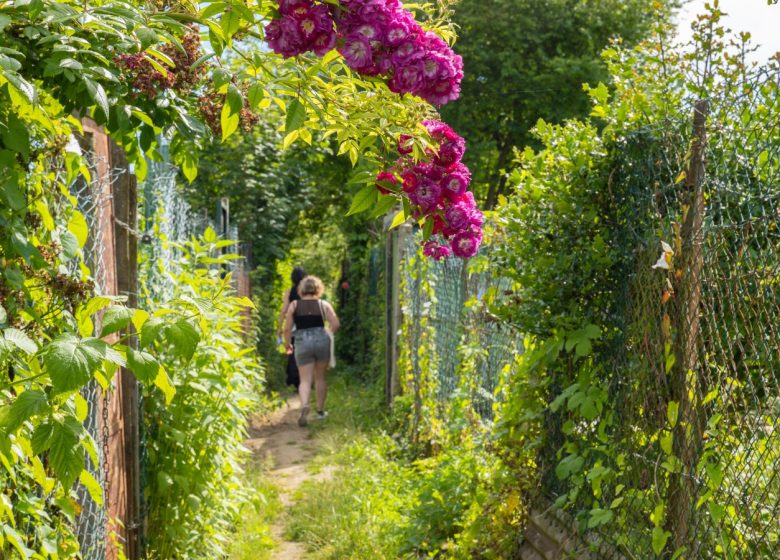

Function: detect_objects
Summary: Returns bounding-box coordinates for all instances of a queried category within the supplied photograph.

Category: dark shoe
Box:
[298,406,310,427]
[314,410,328,421]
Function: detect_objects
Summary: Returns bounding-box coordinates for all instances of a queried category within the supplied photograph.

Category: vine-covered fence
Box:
[391,80,780,557]
[65,127,253,560]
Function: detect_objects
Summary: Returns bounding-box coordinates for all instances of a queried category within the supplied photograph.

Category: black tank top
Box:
[293,299,325,330]
[289,286,301,302]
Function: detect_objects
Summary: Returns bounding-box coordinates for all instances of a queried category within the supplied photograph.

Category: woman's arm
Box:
[284,301,296,348]
[277,290,291,336]
[323,301,340,334]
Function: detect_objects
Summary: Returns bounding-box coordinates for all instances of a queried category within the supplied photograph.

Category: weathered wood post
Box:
[110,139,142,560]
[667,99,710,553]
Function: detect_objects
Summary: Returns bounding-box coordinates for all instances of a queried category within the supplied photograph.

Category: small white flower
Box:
[652,241,674,270]
[64,134,82,155]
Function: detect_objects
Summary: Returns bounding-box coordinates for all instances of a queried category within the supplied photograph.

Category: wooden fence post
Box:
[110,140,142,560]
[667,99,710,553]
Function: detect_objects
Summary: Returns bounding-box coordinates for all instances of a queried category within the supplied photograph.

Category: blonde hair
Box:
[298,275,325,297]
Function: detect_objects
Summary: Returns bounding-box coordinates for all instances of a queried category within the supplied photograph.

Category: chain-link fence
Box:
[399,234,519,424]
[71,149,111,560]
[395,63,780,560]
[578,86,780,558]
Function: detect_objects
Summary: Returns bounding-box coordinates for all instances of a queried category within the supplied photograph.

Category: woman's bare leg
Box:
[298,362,314,425]
[313,361,329,413]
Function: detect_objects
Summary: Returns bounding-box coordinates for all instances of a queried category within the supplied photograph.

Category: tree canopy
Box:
[440,0,677,207]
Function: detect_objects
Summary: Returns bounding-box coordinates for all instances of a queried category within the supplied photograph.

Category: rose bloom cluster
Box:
[265,0,463,106]
[335,0,463,105]
[377,120,483,259]
[265,0,337,58]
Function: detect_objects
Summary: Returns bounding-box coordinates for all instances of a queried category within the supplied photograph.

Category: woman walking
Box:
[277,266,307,389]
[283,275,340,426]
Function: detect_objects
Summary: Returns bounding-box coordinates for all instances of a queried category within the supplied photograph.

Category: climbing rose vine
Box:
[378,120,484,259]
[265,0,463,106]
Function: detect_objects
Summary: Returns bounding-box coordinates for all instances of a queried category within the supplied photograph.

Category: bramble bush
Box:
[139,229,264,559]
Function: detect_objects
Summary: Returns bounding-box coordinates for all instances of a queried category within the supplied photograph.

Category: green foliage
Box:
[0,0,464,553]
[490,6,780,558]
[440,0,677,206]
[286,375,502,560]
[226,471,281,560]
[140,232,265,559]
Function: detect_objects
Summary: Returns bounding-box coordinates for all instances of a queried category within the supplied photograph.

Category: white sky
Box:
[676,0,780,61]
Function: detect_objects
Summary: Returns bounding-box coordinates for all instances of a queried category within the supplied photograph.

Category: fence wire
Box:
[397,68,780,559]
[70,155,111,560]
[400,234,519,422]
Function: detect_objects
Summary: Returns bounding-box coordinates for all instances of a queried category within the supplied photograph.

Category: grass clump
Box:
[227,471,282,560]
[285,374,509,559]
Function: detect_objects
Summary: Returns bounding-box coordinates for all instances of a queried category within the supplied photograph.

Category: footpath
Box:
[244,395,335,559]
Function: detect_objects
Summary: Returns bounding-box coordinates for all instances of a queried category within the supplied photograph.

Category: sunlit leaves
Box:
[42,334,125,394]
[100,305,134,337]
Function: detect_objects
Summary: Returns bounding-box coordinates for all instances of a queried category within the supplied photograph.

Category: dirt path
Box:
[244,396,333,559]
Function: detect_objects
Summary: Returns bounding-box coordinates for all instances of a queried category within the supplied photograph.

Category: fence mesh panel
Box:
[397,65,780,558]
[400,234,519,423]
[71,156,111,560]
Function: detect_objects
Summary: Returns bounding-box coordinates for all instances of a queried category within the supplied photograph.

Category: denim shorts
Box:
[294,327,331,366]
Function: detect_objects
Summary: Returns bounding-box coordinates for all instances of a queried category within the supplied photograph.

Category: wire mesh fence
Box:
[395,62,780,560]
[70,153,111,560]
[399,233,519,423]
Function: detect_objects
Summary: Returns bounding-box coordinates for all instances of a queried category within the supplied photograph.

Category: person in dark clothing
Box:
[277,266,306,388]
[283,275,340,427]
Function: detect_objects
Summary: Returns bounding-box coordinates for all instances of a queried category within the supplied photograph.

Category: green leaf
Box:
[247,83,264,110]
[1,114,30,159]
[285,98,306,134]
[163,320,200,362]
[389,209,407,230]
[74,393,89,423]
[136,27,159,50]
[48,419,84,489]
[651,527,671,555]
[220,101,240,141]
[83,77,110,121]
[346,185,377,216]
[6,71,37,103]
[3,525,33,558]
[422,215,434,240]
[667,401,679,428]
[0,150,24,210]
[79,470,104,506]
[587,508,613,528]
[660,431,673,455]
[154,366,176,404]
[220,8,242,40]
[68,210,89,248]
[127,347,159,383]
[181,151,199,183]
[60,230,80,260]
[226,83,243,113]
[32,421,55,454]
[43,335,114,394]
[369,194,398,218]
[100,306,134,337]
[1,327,38,354]
[0,390,49,433]
[140,316,165,348]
